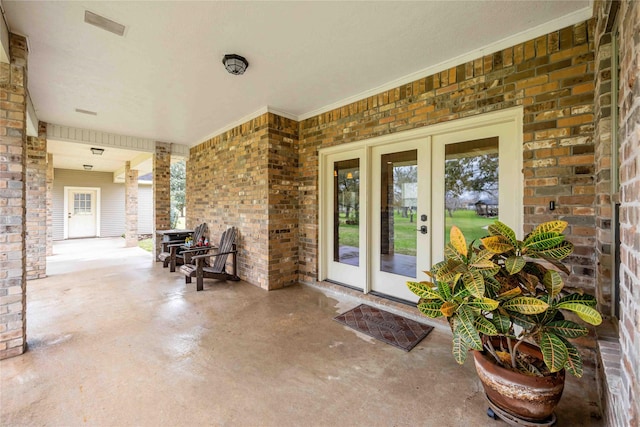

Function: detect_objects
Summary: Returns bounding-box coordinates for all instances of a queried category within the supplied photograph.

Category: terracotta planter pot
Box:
[472,338,565,422]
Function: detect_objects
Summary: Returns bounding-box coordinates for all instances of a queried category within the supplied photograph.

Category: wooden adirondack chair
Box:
[179,227,240,291]
[158,223,208,270]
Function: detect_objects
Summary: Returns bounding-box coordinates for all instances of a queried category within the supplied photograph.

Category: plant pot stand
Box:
[486,394,556,427]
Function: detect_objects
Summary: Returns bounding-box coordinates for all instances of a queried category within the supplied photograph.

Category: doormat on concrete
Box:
[334,304,433,352]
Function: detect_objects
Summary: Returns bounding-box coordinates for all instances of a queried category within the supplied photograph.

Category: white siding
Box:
[53,169,153,240]
[138,184,153,234]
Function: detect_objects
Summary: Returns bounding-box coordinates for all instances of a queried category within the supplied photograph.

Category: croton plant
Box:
[408,220,602,377]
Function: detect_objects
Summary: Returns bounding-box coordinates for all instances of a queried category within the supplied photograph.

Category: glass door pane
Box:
[444,138,498,243]
[379,150,417,277]
[334,159,360,266]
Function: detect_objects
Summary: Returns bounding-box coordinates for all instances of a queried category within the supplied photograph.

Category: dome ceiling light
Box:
[222,54,249,75]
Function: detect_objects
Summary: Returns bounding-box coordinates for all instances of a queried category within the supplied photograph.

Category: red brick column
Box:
[153,142,171,259]
[26,121,47,279]
[124,161,138,247]
[0,33,28,359]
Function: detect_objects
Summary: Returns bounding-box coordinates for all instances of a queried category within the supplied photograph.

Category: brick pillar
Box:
[153,142,171,260]
[46,153,53,256]
[616,0,640,424]
[266,114,299,289]
[593,5,614,315]
[124,161,138,247]
[0,33,28,359]
[25,121,47,279]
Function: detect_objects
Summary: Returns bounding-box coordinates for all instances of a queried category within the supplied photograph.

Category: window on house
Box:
[73,193,92,215]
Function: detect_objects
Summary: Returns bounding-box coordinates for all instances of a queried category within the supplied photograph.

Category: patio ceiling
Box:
[47,139,153,180]
[3,1,591,151]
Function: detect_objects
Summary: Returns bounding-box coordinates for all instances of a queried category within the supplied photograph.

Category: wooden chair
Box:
[158,223,207,269]
[179,227,240,291]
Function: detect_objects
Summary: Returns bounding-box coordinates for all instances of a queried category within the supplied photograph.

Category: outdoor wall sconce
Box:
[222,54,249,75]
[83,164,93,170]
[91,147,104,155]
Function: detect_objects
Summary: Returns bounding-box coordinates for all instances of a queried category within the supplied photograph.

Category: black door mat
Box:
[334,304,434,352]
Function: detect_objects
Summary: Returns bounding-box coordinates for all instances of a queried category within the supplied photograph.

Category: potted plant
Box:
[407,220,602,422]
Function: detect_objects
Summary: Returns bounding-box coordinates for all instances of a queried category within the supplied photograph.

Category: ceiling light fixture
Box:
[83,164,93,171]
[84,10,126,36]
[90,147,104,155]
[222,54,249,75]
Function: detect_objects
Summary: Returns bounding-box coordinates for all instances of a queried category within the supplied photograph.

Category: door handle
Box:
[68,213,72,219]
[418,225,428,234]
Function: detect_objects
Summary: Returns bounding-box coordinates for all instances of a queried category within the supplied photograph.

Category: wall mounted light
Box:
[83,164,93,171]
[222,54,249,75]
[91,147,104,155]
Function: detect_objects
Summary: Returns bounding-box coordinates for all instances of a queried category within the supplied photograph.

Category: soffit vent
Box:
[84,10,125,37]
[75,108,98,116]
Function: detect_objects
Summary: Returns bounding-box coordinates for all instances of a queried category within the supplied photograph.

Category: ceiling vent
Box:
[84,11,126,36]
[75,108,97,116]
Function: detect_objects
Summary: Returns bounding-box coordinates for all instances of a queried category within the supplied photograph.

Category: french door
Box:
[370,139,431,302]
[319,108,522,303]
[322,148,367,291]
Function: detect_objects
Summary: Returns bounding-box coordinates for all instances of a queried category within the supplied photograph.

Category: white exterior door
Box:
[370,139,431,302]
[67,189,98,238]
[319,108,523,304]
[322,148,367,291]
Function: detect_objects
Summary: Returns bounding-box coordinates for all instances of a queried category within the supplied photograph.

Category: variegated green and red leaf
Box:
[501,297,549,315]
[407,281,442,300]
[480,235,514,254]
[417,301,445,318]
[539,332,568,373]
[488,221,518,246]
[504,255,526,275]
[462,270,485,298]
[450,226,468,257]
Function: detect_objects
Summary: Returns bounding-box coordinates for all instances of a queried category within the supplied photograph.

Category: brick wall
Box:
[615,0,640,424]
[592,1,640,426]
[153,142,171,259]
[187,113,299,290]
[25,121,47,279]
[0,33,28,359]
[299,20,597,292]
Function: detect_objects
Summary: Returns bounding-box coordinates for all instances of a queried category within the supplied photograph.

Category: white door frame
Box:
[318,107,523,295]
[369,138,431,302]
[63,186,101,239]
[320,148,367,290]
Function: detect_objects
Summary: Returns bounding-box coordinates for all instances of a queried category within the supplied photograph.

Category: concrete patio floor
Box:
[1,238,603,426]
